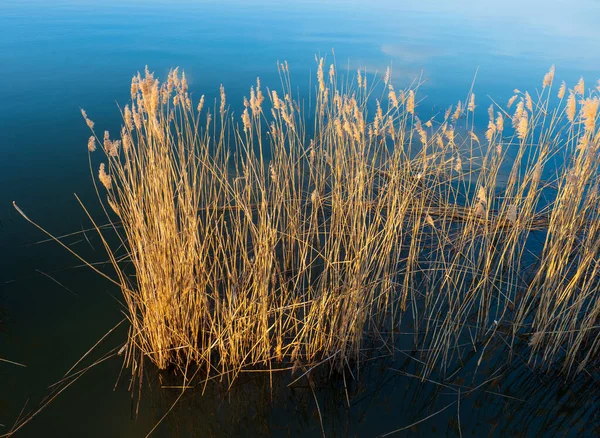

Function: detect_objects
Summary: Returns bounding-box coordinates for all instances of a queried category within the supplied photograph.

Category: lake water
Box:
[2,0,600,436]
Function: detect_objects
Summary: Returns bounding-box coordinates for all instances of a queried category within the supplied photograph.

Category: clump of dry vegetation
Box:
[16,62,600,387]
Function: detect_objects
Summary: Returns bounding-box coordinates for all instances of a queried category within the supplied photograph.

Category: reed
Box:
[18,62,600,386]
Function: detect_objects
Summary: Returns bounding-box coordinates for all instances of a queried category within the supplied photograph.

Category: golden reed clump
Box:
[17,63,600,393]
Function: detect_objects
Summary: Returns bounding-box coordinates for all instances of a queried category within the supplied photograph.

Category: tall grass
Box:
[18,62,600,385]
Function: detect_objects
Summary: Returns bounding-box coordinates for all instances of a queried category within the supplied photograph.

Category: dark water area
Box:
[2,0,600,436]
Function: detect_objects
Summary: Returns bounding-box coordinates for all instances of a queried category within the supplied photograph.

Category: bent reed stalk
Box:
[21,62,600,385]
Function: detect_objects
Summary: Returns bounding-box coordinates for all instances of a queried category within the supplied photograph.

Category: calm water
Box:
[2,0,600,436]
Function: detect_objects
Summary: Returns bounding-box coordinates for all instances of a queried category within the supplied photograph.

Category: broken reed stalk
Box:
[17,63,600,386]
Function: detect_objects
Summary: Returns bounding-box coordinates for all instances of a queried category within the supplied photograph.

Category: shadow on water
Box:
[126,334,600,437]
[3,303,599,438]
[6,298,597,437]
